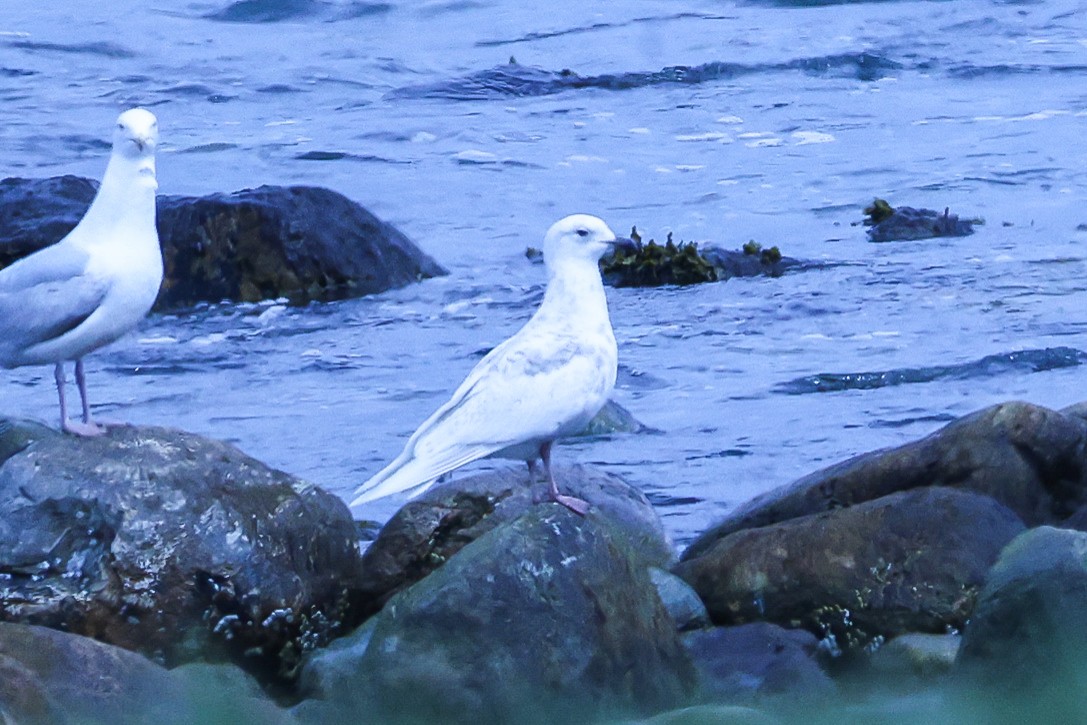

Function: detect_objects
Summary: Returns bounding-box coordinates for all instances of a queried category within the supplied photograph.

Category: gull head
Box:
[113,108,158,159]
[542,214,618,270]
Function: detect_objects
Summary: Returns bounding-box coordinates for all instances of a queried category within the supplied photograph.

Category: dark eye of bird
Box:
[576,228,589,237]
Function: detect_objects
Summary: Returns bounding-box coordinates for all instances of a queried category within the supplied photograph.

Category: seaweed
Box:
[600,227,718,287]
[864,198,895,226]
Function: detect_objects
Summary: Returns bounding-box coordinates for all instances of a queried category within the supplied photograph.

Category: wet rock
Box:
[0,175,98,268]
[354,464,672,619]
[954,526,1087,722]
[582,399,655,435]
[684,402,1087,560]
[651,567,712,632]
[0,622,292,725]
[302,508,696,724]
[864,198,979,242]
[868,633,960,680]
[701,245,805,281]
[0,417,361,682]
[0,176,446,309]
[388,53,900,102]
[674,488,1024,654]
[777,347,1087,395]
[682,623,835,706]
[958,526,1087,679]
[155,185,446,307]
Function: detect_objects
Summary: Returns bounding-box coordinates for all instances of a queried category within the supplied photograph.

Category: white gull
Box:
[351,214,622,515]
[0,108,163,435]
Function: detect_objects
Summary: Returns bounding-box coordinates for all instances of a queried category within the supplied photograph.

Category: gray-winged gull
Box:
[0,108,163,436]
[352,214,622,515]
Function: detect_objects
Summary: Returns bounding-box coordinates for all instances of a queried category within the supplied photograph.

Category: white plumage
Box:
[352,214,621,515]
[0,108,163,435]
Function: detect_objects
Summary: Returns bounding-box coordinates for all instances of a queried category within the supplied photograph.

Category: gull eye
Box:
[576,228,589,238]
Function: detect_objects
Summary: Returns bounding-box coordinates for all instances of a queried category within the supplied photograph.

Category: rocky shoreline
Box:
[1,176,1080,721]
[2,398,1086,723]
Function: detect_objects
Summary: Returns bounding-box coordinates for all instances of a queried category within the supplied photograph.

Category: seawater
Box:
[2,0,1086,545]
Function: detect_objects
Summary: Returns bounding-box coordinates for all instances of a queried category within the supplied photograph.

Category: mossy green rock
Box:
[304,508,696,724]
[0,418,361,681]
[674,487,1024,653]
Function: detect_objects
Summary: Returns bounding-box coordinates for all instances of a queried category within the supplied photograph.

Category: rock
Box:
[955,526,1087,721]
[582,399,655,435]
[651,567,712,632]
[682,623,835,706]
[868,633,960,680]
[355,464,673,619]
[958,526,1087,678]
[0,622,293,725]
[155,185,446,307]
[674,488,1024,654]
[0,417,361,682]
[701,245,806,281]
[684,401,1087,560]
[0,176,447,309]
[302,508,696,724]
[863,199,978,242]
[0,175,98,268]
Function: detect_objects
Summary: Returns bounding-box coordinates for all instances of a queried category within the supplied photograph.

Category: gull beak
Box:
[609,236,638,255]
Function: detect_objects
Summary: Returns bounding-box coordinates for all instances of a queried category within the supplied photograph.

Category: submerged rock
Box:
[354,465,672,620]
[0,176,447,309]
[0,418,361,682]
[777,347,1087,395]
[674,487,1024,654]
[302,508,696,724]
[684,401,1087,559]
[864,198,979,242]
[0,622,292,725]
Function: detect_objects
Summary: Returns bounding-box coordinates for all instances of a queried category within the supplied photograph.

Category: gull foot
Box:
[552,493,590,517]
[62,419,108,437]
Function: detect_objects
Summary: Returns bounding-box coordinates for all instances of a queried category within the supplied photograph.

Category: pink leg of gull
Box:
[56,361,106,437]
[541,440,589,516]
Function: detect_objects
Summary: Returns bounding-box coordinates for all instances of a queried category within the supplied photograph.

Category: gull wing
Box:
[0,244,108,364]
[351,328,613,506]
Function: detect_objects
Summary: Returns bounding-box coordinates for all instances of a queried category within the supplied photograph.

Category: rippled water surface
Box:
[2,0,1087,545]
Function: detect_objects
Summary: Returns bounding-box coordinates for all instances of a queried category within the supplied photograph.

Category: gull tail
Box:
[350,454,440,508]
[350,443,497,509]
